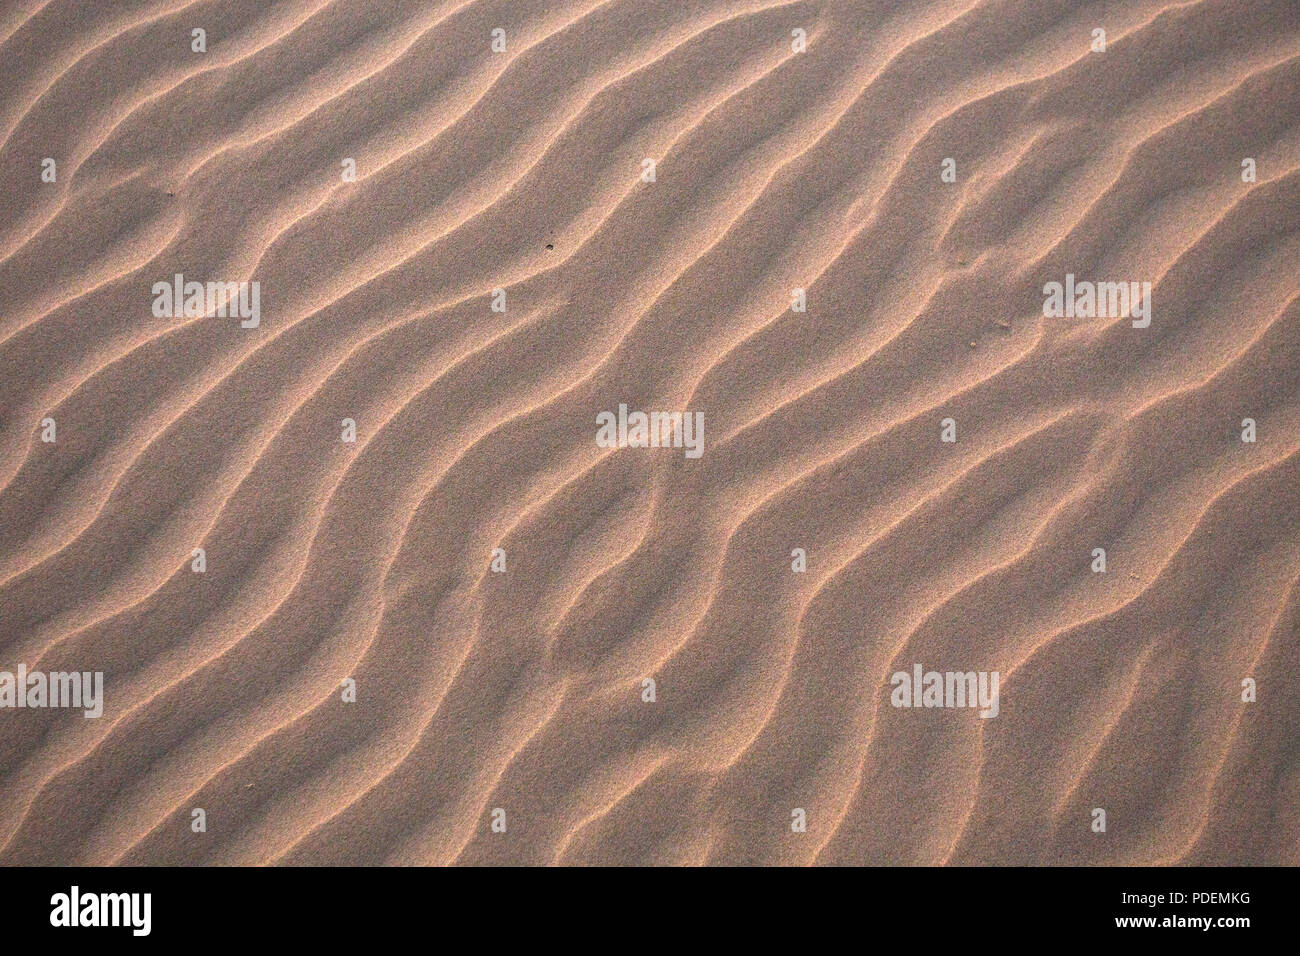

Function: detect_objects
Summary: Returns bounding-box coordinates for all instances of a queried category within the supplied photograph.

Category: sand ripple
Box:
[0,0,1297,864]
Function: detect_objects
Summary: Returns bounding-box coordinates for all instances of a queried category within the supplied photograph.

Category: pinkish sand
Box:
[0,0,1298,865]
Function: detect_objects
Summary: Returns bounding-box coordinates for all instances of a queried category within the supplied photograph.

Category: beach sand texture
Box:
[0,0,1298,864]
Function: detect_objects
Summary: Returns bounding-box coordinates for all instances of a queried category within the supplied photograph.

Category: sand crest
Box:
[0,0,1297,865]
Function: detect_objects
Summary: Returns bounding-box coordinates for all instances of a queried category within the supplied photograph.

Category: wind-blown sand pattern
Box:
[0,0,1298,867]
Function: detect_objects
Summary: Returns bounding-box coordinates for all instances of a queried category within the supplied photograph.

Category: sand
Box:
[0,0,1297,866]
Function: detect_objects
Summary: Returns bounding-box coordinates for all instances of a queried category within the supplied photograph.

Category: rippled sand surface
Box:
[0,0,1298,865]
